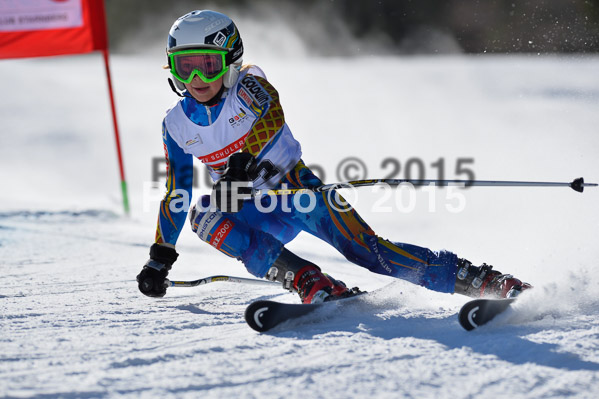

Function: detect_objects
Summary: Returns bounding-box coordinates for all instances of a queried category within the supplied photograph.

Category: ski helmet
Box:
[167,10,244,90]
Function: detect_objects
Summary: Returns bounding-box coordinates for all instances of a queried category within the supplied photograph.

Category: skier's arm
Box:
[241,74,286,159]
[212,74,285,212]
[155,121,194,246]
[212,73,300,209]
[136,123,193,298]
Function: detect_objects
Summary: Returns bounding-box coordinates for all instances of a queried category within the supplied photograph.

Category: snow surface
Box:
[1,41,599,398]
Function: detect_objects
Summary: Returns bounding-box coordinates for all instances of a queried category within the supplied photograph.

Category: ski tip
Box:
[458,302,480,331]
[244,301,273,333]
[244,300,321,333]
[458,298,516,331]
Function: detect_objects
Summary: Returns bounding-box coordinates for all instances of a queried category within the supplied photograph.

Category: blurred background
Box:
[1,0,597,215]
[105,0,599,55]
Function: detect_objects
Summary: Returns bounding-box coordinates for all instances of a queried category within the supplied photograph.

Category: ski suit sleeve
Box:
[236,70,302,188]
[155,121,194,245]
[241,74,286,158]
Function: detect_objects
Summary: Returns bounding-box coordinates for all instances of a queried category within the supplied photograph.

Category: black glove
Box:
[213,152,257,213]
[136,243,179,297]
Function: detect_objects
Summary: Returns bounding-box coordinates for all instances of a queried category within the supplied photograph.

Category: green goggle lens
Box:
[169,50,229,84]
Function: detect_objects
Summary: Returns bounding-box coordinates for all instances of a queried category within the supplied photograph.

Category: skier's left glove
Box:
[136,243,179,298]
[213,152,257,213]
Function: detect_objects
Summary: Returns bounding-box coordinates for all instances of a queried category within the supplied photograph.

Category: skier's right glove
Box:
[136,243,179,298]
[213,152,257,213]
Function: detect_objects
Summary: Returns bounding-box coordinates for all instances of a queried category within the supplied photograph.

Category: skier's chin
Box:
[184,78,223,103]
[190,87,212,101]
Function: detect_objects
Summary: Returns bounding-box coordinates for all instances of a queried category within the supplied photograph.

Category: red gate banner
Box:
[0,0,108,59]
[0,0,129,214]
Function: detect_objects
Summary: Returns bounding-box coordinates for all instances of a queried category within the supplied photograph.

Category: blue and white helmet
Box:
[167,10,244,89]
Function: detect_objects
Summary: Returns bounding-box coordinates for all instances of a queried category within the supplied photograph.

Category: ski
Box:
[247,291,519,332]
[458,297,516,331]
[245,291,365,332]
[245,300,322,332]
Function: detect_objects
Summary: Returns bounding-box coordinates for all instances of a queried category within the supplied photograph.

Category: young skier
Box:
[137,10,531,304]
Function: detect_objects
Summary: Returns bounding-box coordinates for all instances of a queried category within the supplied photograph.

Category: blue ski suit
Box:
[155,66,459,294]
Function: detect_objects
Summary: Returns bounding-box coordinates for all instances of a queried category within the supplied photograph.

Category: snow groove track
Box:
[2,211,599,398]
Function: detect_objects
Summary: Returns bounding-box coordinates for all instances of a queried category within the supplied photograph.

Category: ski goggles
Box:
[168,49,229,84]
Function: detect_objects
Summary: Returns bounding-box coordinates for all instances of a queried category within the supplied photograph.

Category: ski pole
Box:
[254,177,597,196]
[167,275,280,288]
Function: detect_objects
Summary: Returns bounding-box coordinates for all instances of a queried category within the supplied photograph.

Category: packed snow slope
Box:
[1,44,598,398]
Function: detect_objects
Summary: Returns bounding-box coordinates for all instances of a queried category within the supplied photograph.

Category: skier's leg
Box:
[296,192,532,297]
[267,162,459,293]
[278,163,530,297]
[291,190,460,292]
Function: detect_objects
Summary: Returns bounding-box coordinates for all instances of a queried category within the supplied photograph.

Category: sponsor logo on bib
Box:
[240,75,271,107]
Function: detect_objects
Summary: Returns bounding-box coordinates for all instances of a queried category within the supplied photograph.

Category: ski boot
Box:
[266,248,359,304]
[292,265,358,304]
[454,259,532,299]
